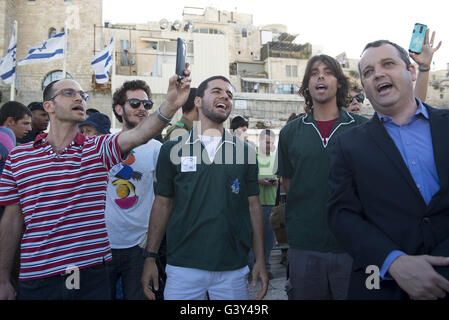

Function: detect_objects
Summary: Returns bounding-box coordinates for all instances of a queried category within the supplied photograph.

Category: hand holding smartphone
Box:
[176,38,186,80]
[409,23,428,54]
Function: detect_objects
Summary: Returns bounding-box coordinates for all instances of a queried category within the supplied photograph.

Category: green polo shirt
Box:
[257,152,277,206]
[156,127,259,271]
[276,110,367,253]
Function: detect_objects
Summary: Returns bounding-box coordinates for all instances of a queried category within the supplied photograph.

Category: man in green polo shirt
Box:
[249,129,278,279]
[141,75,268,300]
[163,88,198,142]
[276,55,367,300]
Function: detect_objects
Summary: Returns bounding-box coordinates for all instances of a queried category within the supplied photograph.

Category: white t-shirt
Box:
[198,135,222,162]
[105,139,162,248]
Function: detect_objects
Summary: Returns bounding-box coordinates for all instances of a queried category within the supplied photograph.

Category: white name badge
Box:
[181,156,197,172]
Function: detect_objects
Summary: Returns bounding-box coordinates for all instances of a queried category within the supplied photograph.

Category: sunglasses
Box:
[49,88,89,101]
[127,99,154,110]
[348,93,365,104]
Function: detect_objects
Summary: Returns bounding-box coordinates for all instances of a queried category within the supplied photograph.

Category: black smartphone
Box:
[409,23,427,54]
[175,37,186,80]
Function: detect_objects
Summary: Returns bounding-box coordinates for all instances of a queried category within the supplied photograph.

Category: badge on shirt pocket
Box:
[181,156,197,172]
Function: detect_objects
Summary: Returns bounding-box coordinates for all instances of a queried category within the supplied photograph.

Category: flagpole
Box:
[111,35,116,130]
[62,24,67,78]
[10,20,17,101]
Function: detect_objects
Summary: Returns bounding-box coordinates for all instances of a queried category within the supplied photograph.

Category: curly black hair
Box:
[112,80,151,123]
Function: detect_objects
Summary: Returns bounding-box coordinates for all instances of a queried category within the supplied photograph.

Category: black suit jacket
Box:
[327,103,449,299]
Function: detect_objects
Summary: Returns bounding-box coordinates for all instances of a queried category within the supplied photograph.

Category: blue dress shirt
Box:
[377,100,440,279]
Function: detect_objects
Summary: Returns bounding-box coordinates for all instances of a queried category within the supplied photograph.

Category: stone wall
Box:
[14,0,102,92]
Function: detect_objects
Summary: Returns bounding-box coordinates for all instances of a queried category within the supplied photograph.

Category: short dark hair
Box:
[112,80,151,123]
[230,115,248,131]
[358,40,411,77]
[182,88,197,114]
[0,101,32,125]
[259,129,274,141]
[299,55,348,112]
[197,76,232,98]
[43,80,60,102]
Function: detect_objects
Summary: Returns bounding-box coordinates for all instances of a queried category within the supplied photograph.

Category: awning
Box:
[241,77,273,84]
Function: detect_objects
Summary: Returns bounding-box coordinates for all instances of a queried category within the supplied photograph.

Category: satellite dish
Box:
[159,19,169,30]
[184,20,195,32]
[172,20,182,31]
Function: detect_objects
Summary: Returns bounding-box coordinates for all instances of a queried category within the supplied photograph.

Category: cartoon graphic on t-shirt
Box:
[110,150,143,209]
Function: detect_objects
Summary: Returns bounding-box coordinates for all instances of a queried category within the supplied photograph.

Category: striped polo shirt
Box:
[0,132,123,280]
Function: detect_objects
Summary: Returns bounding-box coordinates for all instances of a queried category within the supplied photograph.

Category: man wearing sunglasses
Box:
[104,80,162,300]
[0,69,190,299]
[343,81,365,115]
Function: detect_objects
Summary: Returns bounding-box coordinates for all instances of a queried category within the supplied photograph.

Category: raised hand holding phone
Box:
[176,38,186,80]
[409,23,427,54]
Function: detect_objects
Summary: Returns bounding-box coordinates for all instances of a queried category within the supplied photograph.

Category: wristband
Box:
[143,250,159,259]
[157,107,173,125]
[418,66,430,72]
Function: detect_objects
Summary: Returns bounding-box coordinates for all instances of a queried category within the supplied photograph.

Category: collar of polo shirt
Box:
[186,126,235,146]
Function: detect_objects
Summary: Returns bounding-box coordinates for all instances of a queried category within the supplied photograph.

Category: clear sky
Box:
[103,0,449,70]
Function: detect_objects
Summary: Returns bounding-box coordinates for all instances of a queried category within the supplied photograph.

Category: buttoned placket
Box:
[44,139,75,158]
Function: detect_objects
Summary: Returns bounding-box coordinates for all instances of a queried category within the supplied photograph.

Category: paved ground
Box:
[249,245,288,300]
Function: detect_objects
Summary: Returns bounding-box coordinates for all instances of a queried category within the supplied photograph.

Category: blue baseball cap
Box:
[79,112,111,134]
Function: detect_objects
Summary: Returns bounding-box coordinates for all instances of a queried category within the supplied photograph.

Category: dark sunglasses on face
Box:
[127,98,154,110]
[49,88,89,101]
[348,93,365,104]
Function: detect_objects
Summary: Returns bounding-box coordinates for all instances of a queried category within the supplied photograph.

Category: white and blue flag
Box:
[91,37,114,84]
[0,24,17,84]
[18,32,65,66]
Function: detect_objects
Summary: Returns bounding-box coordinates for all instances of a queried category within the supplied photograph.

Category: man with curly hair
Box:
[105,80,162,300]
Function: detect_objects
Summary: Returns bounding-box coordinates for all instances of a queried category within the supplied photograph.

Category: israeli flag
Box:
[18,32,65,66]
[91,37,114,84]
[0,24,17,84]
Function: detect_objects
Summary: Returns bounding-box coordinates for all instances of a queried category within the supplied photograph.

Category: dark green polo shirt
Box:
[276,110,368,253]
[156,127,259,271]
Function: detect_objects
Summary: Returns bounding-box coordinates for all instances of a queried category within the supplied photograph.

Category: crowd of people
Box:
[0,28,448,301]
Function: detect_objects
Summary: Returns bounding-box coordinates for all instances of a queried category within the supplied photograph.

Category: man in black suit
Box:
[327,39,449,300]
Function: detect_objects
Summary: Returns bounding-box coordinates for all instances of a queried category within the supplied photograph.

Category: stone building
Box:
[101,6,308,129]
[426,64,449,108]
[3,3,445,131]
[0,0,109,110]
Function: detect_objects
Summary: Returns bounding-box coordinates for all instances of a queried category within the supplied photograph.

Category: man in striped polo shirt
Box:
[0,71,191,299]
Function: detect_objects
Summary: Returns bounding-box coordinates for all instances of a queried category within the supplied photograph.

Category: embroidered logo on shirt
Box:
[231,179,240,194]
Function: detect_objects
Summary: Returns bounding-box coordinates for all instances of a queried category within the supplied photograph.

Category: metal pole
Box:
[10,20,17,101]
[111,35,116,130]
[62,24,68,78]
